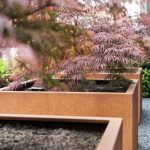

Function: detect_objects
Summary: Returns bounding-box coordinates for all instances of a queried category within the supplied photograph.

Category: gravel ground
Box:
[0,121,106,150]
[139,98,150,150]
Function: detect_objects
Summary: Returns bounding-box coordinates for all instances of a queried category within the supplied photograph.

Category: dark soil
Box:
[0,120,106,150]
[1,78,131,93]
[88,80,131,92]
[27,80,131,93]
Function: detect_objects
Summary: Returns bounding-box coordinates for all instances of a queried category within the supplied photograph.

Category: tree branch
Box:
[11,0,56,19]
[4,0,82,20]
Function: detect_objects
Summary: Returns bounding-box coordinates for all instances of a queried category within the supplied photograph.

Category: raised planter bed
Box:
[0,115,122,150]
[84,68,142,124]
[0,79,138,150]
[57,68,142,124]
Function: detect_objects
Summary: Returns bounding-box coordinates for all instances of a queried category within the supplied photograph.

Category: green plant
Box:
[0,59,11,88]
[141,61,150,97]
[142,68,150,97]
[141,61,150,69]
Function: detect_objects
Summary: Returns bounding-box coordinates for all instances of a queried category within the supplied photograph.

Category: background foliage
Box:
[142,61,150,97]
[0,59,11,88]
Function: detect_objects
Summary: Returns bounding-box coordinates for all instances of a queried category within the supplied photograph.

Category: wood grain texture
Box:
[0,80,138,150]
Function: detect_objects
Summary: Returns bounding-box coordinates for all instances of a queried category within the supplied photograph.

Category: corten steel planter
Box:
[0,115,122,150]
[84,67,142,124]
[0,80,138,150]
[57,68,142,124]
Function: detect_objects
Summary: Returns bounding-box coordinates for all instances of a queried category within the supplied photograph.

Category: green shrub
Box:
[142,61,150,69]
[141,61,150,97]
[0,59,11,88]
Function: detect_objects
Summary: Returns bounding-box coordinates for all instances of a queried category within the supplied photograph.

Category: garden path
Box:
[139,98,150,150]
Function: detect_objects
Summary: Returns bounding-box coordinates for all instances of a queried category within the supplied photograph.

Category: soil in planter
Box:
[88,80,131,93]
[0,120,107,150]
[27,79,131,93]
[1,78,131,93]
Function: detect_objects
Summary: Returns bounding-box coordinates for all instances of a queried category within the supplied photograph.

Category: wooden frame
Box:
[0,115,122,150]
[0,79,138,150]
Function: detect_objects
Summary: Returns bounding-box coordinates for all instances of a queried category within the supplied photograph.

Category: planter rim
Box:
[0,114,122,123]
[57,67,142,76]
[0,79,138,95]
[85,67,142,75]
[0,114,122,150]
